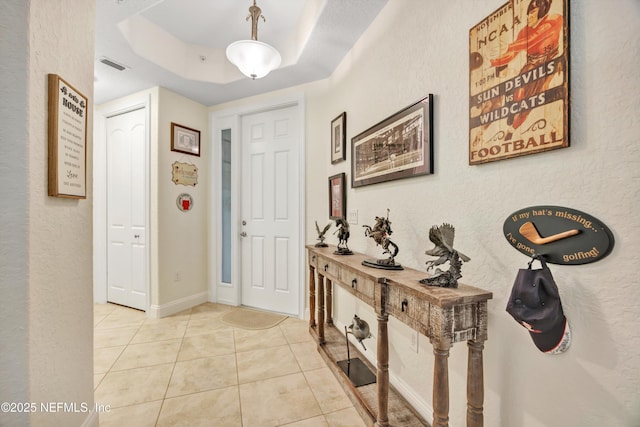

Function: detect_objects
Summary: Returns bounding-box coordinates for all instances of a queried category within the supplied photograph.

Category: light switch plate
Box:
[348,209,358,224]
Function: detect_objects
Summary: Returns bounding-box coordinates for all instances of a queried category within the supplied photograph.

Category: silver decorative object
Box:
[337,314,376,388]
[347,314,372,351]
[420,223,470,288]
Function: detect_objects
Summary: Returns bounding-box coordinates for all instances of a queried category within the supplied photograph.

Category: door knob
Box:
[240,231,247,237]
[134,234,140,239]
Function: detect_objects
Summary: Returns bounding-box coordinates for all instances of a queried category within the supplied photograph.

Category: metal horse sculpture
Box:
[333,218,353,255]
[363,209,399,266]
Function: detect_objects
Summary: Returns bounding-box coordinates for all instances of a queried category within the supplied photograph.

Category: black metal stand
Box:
[362,258,404,270]
[337,326,376,387]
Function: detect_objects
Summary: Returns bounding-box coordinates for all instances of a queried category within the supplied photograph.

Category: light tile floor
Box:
[94,302,367,427]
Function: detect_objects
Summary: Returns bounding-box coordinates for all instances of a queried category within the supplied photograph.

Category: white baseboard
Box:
[388,371,434,423]
[147,291,209,318]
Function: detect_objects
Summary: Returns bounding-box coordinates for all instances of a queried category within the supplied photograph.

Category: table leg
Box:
[317,273,325,344]
[375,311,389,427]
[432,340,451,427]
[326,278,333,325]
[467,339,485,427]
[375,282,389,427]
[309,265,316,327]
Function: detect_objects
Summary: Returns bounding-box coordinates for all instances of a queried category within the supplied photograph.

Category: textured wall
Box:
[0,2,30,426]
[17,0,94,426]
[303,0,640,426]
[1,1,96,425]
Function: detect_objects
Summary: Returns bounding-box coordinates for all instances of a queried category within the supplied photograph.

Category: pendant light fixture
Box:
[226,0,282,80]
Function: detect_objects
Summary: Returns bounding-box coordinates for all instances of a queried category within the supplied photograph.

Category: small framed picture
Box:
[171,122,200,157]
[331,112,347,164]
[328,173,346,220]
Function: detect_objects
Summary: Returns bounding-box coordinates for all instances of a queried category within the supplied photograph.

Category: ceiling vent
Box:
[98,57,128,71]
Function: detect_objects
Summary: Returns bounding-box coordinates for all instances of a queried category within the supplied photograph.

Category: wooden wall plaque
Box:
[48,74,88,198]
[503,206,614,265]
[172,161,198,186]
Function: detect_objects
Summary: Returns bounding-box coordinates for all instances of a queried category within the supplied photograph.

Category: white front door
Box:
[106,108,147,311]
[240,106,300,315]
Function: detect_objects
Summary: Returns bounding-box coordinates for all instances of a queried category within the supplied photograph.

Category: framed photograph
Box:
[351,95,433,188]
[171,122,201,156]
[328,173,346,220]
[331,112,347,164]
[47,74,88,199]
[468,0,569,164]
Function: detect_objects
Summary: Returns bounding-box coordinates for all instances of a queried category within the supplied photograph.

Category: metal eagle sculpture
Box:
[315,221,331,247]
[420,223,470,288]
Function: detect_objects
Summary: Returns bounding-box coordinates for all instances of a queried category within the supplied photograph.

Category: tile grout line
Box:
[154,308,194,426]
[232,326,246,427]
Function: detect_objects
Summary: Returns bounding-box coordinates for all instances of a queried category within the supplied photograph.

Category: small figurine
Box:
[347,314,372,351]
[362,209,402,270]
[420,223,470,288]
[333,217,353,255]
[315,221,331,247]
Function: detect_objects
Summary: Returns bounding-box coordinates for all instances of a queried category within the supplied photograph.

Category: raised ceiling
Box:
[94,0,388,106]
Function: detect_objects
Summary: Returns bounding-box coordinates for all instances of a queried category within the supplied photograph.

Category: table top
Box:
[307,244,493,308]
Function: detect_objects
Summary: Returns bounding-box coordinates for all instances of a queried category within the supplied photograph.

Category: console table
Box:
[307,245,492,427]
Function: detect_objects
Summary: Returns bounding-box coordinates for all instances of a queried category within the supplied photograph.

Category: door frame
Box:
[93,94,151,311]
[210,93,306,318]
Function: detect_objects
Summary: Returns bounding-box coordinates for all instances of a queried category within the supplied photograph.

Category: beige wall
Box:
[157,88,209,306]
[216,1,640,425]
[0,0,96,426]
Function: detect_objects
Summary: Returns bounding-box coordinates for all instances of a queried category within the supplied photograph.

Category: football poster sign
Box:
[469,0,569,164]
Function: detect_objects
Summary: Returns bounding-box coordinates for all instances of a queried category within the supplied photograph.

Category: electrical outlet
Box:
[348,209,358,224]
[174,271,181,282]
[410,331,419,353]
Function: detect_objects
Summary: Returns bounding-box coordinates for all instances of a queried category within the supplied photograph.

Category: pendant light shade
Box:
[226,40,281,80]
[226,1,281,80]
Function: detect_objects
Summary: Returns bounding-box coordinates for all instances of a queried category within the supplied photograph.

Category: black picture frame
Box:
[331,112,347,164]
[351,95,433,188]
[171,122,201,157]
[328,173,346,220]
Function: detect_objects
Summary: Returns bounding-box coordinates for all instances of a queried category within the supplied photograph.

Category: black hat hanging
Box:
[506,254,571,354]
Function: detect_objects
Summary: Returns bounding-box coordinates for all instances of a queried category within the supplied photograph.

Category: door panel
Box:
[241,106,300,315]
[106,108,147,311]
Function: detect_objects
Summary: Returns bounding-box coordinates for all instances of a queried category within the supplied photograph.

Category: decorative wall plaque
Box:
[503,206,614,265]
[48,74,88,198]
[172,161,198,186]
[176,193,193,212]
[469,0,570,164]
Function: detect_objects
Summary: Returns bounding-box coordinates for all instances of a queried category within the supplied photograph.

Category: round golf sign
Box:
[503,206,614,265]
